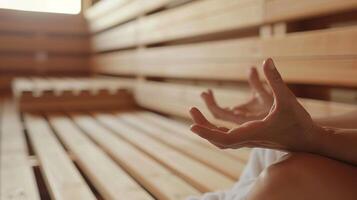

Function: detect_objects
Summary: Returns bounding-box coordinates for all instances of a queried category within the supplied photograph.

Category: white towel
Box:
[187,148,286,200]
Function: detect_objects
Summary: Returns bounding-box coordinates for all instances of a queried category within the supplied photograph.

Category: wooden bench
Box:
[12,77,136,111]
[0,99,251,199]
[1,0,357,199]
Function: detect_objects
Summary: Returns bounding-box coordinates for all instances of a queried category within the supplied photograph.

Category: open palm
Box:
[190,59,320,152]
[201,67,273,125]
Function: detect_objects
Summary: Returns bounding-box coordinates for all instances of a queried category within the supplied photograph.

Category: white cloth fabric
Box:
[187,148,287,200]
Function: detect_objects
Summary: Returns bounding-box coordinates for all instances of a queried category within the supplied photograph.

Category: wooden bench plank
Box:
[137,111,251,162]
[47,113,154,200]
[94,113,234,192]
[23,113,96,200]
[120,113,246,179]
[70,112,201,199]
[0,100,40,200]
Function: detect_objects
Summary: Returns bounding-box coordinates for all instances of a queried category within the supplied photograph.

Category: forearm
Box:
[314,110,357,129]
[312,125,357,166]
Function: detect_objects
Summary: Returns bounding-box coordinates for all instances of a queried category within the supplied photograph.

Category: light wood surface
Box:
[86,0,176,33]
[120,113,246,179]
[71,112,201,199]
[265,0,357,22]
[47,113,154,200]
[0,100,40,200]
[94,113,235,192]
[23,113,96,200]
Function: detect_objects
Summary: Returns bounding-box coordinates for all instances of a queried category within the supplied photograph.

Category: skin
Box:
[247,152,357,200]
[189,58,357,166]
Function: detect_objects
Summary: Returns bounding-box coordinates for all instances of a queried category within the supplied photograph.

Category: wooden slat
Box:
[0,100,40,200]
[0,9,87,34]
[85,0,132,21]
[94,113,235,192]
[134,81,357,127]
[137,112,251,162]
[265,0,357,22]
[120,113,246,179]
[93,26,357,86]
[70,113,201,199]
[91,22,137,51]
[87,0,176,33]
[23,113,96,200]
[138,0,264,45]
[91,0,264,49]
[0,54,89,75]
[47,113,154,200]
[0,34,89,54]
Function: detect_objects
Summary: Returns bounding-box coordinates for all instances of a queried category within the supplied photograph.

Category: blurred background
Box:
[0,0,357,104]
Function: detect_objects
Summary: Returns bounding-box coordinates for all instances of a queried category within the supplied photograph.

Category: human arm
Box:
[190,58,357,165]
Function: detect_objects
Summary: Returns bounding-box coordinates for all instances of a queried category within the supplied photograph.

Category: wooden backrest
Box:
[86,0,357,126]
[0,9,89,76]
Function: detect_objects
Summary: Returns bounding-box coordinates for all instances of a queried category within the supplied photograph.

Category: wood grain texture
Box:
[92,26,357,86]
[87,0,176,33]
[265,0,357,22]
[0,100,40,200]
[137,112,252,162]
[121,113,246,179]
[23,113,96,200]
[48,113,154,200]
[0,34,90,54]
[72,113,201,199]
[0,9,87,34]
[95,113,235,192]
[0,54,89,75]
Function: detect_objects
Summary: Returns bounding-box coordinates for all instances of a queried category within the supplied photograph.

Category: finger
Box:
[263,58,293,102]
[189,107,217,129]
[248,67,267,95]
[201,90,238,122]
[190,124,231,145]
[201,89,219,108]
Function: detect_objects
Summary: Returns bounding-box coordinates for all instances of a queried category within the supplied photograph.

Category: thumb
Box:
[263,58,293,102]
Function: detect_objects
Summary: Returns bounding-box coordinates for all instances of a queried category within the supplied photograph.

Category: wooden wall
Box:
[0,9,90,93]
[87,0,357,106]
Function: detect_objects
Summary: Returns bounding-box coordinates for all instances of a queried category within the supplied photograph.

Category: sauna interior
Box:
[1,0,357,199]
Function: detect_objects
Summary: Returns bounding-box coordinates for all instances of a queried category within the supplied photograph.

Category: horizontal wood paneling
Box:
[87,0,176,33]
[85,0,132,21]
[90,0,264,50]
[92,26,357,86]
[0,34,89,54]
[265,0,357,22]
[138,0,264,45]
[0,54,89,75]
[0,9,87,34]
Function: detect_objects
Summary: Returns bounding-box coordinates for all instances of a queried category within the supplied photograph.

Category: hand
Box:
[201,67,273,125]
[189,58,322,152]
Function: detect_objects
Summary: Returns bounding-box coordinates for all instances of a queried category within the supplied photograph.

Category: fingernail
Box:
[265,58,275,70]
